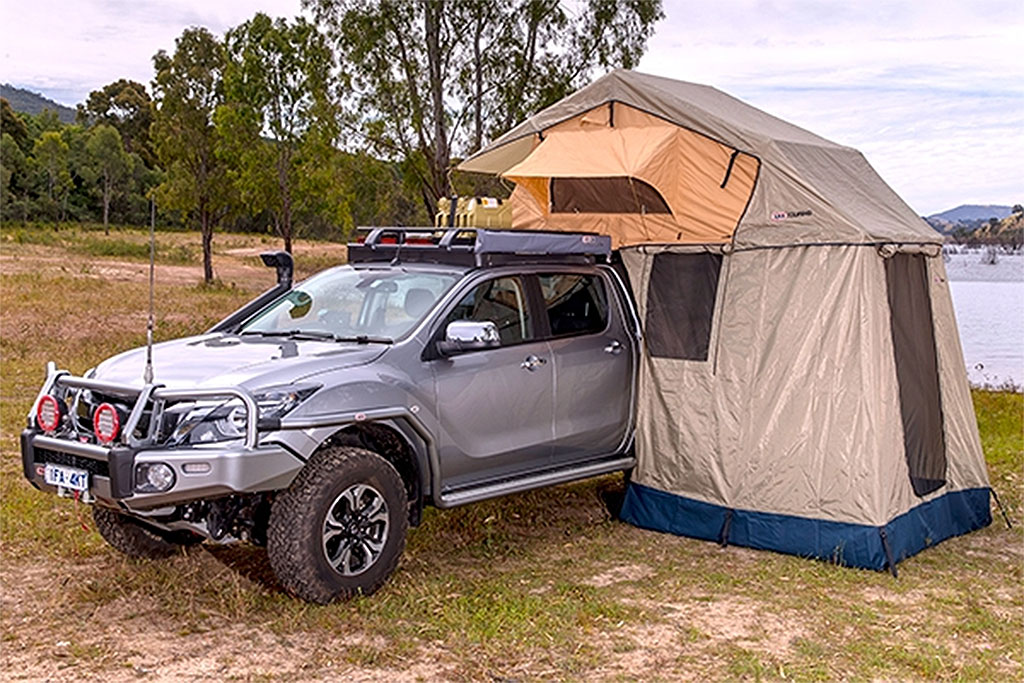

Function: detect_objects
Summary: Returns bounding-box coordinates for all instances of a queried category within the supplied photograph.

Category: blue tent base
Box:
[620,484,992,571]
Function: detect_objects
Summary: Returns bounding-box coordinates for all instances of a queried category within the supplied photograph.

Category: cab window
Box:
[443,277,532,345]
[538,273,608,338]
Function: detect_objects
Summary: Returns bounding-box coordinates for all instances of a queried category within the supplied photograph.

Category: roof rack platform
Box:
[347,227,611,267]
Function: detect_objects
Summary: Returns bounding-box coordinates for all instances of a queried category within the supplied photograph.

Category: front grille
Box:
[35,448,110,478]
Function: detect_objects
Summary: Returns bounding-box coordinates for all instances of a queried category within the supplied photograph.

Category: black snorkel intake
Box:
[206,251,295,334]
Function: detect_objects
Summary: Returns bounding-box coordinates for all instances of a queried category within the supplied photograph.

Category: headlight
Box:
[170,385,319,445]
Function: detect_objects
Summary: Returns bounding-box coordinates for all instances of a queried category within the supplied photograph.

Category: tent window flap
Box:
[551,177,671,214]
[885,254,947,497]
[645,253,723,360]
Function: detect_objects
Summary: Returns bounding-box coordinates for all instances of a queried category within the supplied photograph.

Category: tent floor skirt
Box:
[620,484,992,570]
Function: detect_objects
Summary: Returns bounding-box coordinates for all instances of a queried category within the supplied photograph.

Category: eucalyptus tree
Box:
[304,0,663,214]
[31,131,71,222]
[86,124,132,233]
[218,12,343,252]
[152,27,234,284]
[77,79,157,168]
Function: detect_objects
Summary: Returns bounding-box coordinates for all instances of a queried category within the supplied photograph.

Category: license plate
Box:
[44,463,90,492]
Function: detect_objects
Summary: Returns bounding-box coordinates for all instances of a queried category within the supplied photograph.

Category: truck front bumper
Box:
[21,428,304,509]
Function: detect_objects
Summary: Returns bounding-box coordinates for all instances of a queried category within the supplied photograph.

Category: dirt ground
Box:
[1,227,1021,681]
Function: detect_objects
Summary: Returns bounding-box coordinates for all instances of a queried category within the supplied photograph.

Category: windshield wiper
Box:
[331,335,394,345]
[240,330,392,344]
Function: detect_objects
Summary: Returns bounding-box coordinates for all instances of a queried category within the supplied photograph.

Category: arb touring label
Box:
[770,209,813,222]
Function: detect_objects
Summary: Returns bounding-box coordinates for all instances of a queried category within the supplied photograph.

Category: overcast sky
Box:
[1,0,1021,215]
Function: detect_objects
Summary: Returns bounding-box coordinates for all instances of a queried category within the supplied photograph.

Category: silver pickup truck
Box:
[21,228,639,603]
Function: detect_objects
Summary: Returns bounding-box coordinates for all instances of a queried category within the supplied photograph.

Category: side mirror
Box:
[437,320,500,356]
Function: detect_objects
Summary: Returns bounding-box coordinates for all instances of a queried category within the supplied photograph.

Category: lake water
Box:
[946,252,1023,388]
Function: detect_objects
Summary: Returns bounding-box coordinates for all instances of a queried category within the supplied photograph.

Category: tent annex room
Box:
[459,69,992,572]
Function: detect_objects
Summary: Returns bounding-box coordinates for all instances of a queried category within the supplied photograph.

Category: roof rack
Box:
[347,227,611,267]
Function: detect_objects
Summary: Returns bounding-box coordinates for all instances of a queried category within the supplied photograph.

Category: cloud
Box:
[1,0,1019,213]
[0,0,303,104]
[638,0,1024,213]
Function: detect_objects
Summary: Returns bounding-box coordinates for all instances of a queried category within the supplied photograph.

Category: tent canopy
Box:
[458,70,990,572]
[460,70,938,249]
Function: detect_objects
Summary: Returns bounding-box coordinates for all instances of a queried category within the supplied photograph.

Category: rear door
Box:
[538,270,634,465]
[430,275,555,490]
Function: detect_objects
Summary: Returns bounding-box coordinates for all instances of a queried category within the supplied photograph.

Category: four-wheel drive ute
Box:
[21,228,640,603]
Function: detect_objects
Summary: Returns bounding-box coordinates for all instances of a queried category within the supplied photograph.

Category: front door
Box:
[431,276,554,490]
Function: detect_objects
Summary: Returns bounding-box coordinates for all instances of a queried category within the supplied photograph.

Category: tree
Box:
[31,131,71,222]
[152,27,235,284]
[77,79,157,168]
[218,13,343,252]
[1,98,31,152]
[86,124,132,233]
[1,132,28,219]
[305,0,663,214]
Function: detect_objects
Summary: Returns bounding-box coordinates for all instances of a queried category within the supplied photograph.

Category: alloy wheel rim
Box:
[322,483,390,576]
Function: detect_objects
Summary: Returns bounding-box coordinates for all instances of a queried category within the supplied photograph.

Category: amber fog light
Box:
[135,463,176,493]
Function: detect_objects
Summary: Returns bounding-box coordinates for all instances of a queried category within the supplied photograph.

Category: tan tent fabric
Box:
[462,70,990,570]
[501,110,758,246]
[460,69,938,248]
[621,245,988,527]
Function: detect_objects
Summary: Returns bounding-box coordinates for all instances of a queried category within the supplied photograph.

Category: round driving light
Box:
[36,395,63,432]
[135,463,176,493]
[93,402,121,444]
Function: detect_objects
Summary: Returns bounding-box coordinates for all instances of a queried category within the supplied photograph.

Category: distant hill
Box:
[974,210,1023,239]
[1,84,76,123]
[924,204,1015,234]
[929,204,1012,223]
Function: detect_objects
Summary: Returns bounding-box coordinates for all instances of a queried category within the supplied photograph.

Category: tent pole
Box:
[991,487,1013,529]
[878,529,898,578]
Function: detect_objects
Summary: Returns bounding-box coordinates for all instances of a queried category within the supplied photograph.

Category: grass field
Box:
[1,225,1021,681]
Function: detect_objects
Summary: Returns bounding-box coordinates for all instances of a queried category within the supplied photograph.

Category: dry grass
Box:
[1,226,1021,681]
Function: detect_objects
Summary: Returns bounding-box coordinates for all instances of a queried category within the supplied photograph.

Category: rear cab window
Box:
[537,273,609,338]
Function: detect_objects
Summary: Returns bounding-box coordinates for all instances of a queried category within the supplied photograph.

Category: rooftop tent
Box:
[459,69,992,572]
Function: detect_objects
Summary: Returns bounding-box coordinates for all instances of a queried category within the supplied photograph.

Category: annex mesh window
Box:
[550,177,671,214]
[885,254,947,497]
[645,253,723,360]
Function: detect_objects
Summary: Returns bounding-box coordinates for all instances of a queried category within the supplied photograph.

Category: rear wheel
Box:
[93,506,201,559]
[267,446,408,604]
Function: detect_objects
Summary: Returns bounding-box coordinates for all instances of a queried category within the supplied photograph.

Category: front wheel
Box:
[267,446,408,604]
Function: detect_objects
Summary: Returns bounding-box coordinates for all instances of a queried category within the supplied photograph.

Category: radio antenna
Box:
[143,197,156,385]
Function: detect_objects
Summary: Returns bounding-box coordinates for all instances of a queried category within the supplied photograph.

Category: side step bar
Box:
[437,456,635,508]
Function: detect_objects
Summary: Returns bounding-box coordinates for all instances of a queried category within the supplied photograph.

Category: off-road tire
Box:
[267,446,408,604]
[93,506,201,559]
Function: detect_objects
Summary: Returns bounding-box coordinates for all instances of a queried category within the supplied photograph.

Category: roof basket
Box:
[347,227,611,267]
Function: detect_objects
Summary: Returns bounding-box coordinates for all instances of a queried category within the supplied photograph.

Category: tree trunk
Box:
[282,201,292,254]
[472,13,484,153]
[103,172,110,235]
[200,209,214,284]
[424,0,451,206]
[279,152,293,254]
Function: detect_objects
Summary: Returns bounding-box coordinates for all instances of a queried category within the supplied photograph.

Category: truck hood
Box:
[91,334,388,391]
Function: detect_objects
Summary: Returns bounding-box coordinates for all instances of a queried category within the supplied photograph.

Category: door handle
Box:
[604,340,623,355]
[520,355,547,371]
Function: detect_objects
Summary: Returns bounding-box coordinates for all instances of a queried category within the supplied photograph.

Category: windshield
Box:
[241,266,458,342]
